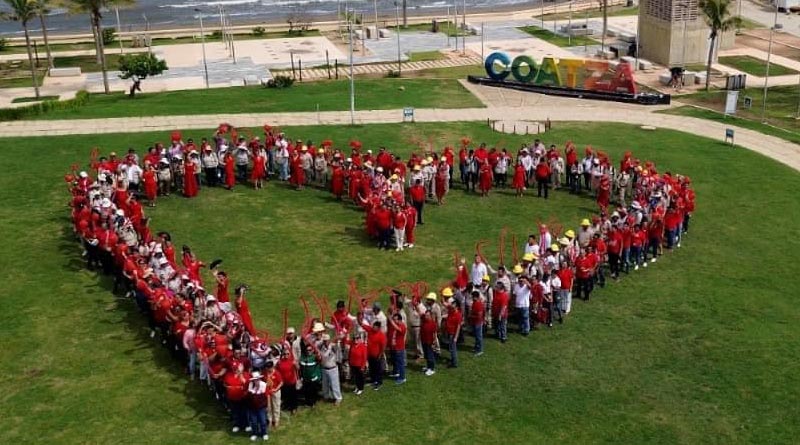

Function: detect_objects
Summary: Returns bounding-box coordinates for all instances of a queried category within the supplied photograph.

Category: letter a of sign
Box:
[534,57,562,86]
[559,59,585,88]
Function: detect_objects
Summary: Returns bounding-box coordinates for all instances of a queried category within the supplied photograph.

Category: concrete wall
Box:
[638,6,736,67]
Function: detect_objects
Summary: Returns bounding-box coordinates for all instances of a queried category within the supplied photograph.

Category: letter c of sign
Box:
[484,52,511,81]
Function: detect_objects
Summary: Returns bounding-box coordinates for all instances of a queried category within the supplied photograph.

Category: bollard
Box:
[502,123,505,133]
[299,59,303,82]
[326,50,331,79]
[513,124,516,134]
[526,125,529,135]
[290,52,296,79]
[335,59,339,79]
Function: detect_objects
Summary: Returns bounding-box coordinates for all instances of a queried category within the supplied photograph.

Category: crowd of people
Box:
[65,125,696,441]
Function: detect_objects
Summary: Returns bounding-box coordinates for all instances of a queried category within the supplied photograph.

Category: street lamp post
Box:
[584,6,589,53]
[115,7,123,54]
[349,13,356,125]
[395,2,402,74]
[761,6,778,123]
[567,1,572,46]
[374,0,379,40]
[194,9,210,89]
[462,0,466,55]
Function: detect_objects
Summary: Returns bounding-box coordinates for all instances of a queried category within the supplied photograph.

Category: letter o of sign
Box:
[484,52,511,81]
[511,55,537,83]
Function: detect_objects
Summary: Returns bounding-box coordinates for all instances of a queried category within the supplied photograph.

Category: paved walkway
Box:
[273,55,483,79]
[0,81,797,172]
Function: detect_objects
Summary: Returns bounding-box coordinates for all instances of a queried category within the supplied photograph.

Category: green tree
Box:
[66,0,134,94]
[117,51,166,96]
[699,0,741,90]
[1,0,41,98]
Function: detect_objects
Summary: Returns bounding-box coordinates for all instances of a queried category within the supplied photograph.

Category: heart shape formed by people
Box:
[65,122,695,436]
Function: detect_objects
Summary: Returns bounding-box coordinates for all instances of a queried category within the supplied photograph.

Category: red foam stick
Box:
[498,227,508,266]
[511,234,520,264]
[282,308,288,336]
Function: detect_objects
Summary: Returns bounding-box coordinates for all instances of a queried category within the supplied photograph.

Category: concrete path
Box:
[0,82,797,172]
[274,55,483,80]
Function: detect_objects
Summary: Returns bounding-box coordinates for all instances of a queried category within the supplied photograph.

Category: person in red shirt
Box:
[491,282,510,342]
[590,234,607,287]
[404,204,417,249]
[631,223,646,270]
[469,290,486,355]
[664,204,682,249]
[478,160,493,197]
[556,262,574,314]
[330,163,345,200]
[574,250,594,301]
[647,214,664,263]
[607,227,624,279]
[535,157,551,199]
[512,160,526,197]
[349,335,367,393]
[276,349,299,413]
[374,205,393,250]
[212,268,230,303]
[388,312,407,384]
[420,311,438,375]
[223,362,250,433]
[621,222,633,274]
[444,302,462,368]
[362,319,386,389]
[393,206,407,251]
[409,178,426,225]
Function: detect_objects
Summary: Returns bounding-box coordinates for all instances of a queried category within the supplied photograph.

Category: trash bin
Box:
[432,19,439,33]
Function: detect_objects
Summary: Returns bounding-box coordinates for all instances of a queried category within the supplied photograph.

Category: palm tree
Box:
[66,0,133,94]
[699,0,741,90]
[35,0,54,69]
[1,0,41,98]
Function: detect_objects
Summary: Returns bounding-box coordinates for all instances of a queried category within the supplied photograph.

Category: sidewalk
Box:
[0,82,797,172]
[273,55,483,80]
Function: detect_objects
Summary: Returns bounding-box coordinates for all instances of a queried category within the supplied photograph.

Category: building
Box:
[638,0,734,67]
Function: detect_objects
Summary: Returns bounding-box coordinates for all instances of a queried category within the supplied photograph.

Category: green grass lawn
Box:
[539,5,639,20]
[660,105,800,145]
[53,54,124,73]
[0,71,44,88]
[676,85,800,132]
[1,121,799,444]
[407,50,445,62]
[518,25,597,47]
[395,21,468,37]
[718,55,799,77]
[23,78,482,120]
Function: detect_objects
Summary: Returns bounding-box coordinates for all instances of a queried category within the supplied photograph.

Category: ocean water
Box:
[0,0,538,35]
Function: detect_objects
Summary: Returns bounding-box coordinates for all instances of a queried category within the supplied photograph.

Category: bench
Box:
[49,67,82,77]
[244,75,259,86]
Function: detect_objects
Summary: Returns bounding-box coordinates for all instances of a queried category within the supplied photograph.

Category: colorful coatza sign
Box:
[484,52,637,95]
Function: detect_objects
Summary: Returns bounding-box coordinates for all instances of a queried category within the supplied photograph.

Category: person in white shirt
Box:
[494,149,510,188]
[200,147,220,187]
[125,162,143,192]
[470,255,496,286]
[524,235,540,257]
[513,276,531,335]
[581,153,594,192]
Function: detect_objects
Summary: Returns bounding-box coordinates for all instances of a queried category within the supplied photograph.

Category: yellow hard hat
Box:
[421,159,429,166]
[559,237,570,245]
[301,145,308,151]
[426,292,437,300]
[550,244,560,252]
[441,287,454,297]
[390,174,399,181]
[522,253,535,262]
[564,229,575,238]
[482,274,490,282]
[413,164,421,171]
[512,264,524,274]
[318,148,325,154]
[580,219,591,226]
[426,156,433,163]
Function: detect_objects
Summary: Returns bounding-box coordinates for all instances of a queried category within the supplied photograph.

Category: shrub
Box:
[0,90,90,122]
[102,27,116,46]
[0,37,7,52]
[266,75,295,89]
[386,69,401,78]
[252,26,266,36]
[211,30,223,39]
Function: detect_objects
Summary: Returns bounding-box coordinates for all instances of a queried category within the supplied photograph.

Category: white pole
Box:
[481,22,484,60]
[374,0,379,40]
[349,13,355,125]
[567,1,572,46]
[761,6,778,123]
[115,7,123,54]
[396,3,402,73]
[584,7,589,53]
[462,0,467,56]
[447,6,451,47]
[634,0,641,68]
[196,10,209,88]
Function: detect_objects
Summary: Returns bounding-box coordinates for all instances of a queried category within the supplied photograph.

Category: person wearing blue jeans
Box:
[247,372,269,441]
[388,313,407,383]
[513,276,532,336]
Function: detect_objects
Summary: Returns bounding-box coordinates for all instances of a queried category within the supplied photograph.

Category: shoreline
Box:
[0,0,616,43]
